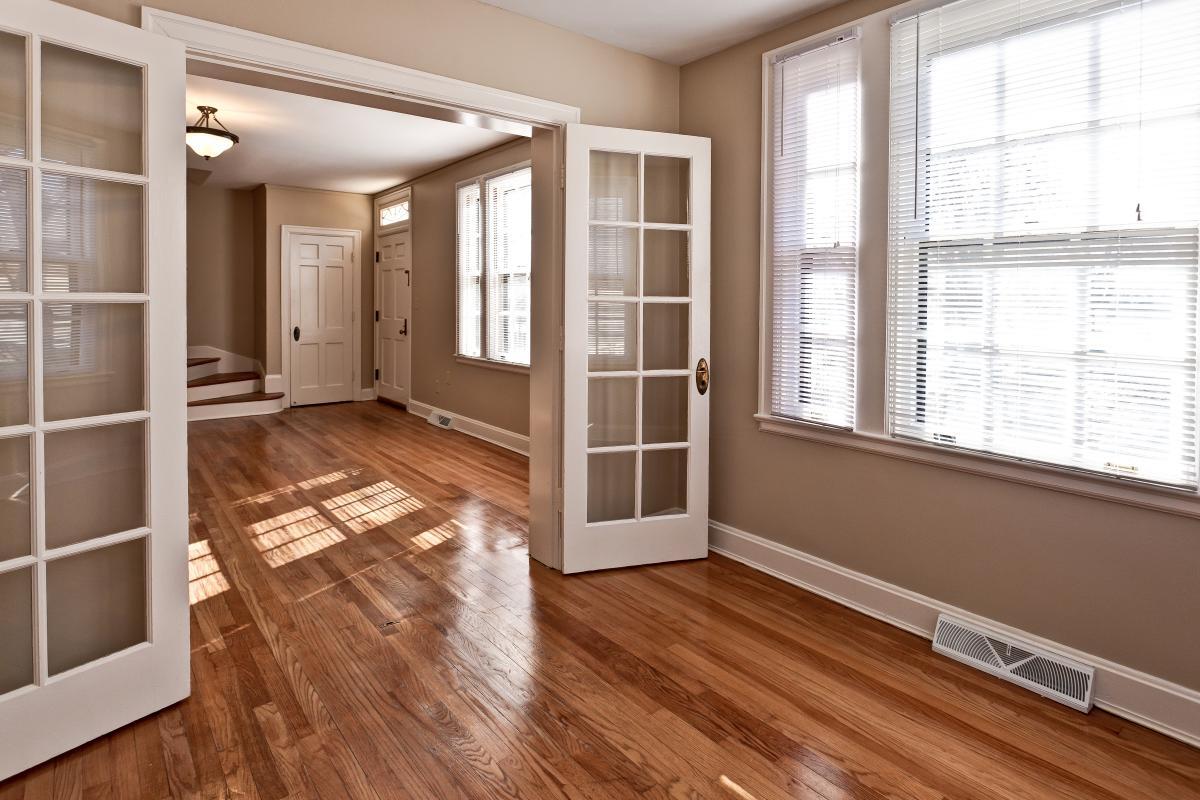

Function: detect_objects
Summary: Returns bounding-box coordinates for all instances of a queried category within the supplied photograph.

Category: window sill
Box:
[455,355,530,375]
[754,413,1200,520]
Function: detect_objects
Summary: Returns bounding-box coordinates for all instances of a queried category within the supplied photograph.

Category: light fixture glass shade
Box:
[185,130,235,159]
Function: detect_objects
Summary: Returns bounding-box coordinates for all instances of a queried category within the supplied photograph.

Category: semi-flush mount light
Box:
[185,105,239,160]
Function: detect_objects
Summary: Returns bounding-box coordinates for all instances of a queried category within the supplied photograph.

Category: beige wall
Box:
[679,0,1200,691]
[262,185,374,389]
[185,183,256,359]
[57,0,679,133]
[398,140,531,435]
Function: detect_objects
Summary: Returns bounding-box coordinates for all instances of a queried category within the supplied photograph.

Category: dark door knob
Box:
[293,326,300,341]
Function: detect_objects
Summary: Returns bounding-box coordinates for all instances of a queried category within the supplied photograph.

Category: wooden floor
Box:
[3,401,1198,799]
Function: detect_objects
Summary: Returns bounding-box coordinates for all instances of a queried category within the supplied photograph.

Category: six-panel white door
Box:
[289,231,356,406]
[0,0,188,779]
[562,124,711,573]
[376,228,411,404]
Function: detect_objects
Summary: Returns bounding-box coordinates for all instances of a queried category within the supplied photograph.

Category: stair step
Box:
[187,371,260,388]
[187,356,220,368]
[188,391,284,408]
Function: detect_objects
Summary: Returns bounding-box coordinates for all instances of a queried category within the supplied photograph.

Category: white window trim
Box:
[756,2,1200,519]
[455,160,532,368]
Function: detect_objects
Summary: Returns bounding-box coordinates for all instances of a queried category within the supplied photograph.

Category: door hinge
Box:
[374,309,380,322]
[375,251,380,263]
[555,486,564,512]
[374,368,380,380]
[560,167,565,190]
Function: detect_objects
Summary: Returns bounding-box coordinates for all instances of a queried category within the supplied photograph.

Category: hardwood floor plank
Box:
[2,402,1196,800]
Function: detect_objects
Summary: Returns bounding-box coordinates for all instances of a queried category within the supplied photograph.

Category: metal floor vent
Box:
[932,615,1095,712]
[427,411,452,430]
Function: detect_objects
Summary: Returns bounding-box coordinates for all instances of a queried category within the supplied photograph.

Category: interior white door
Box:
[562,124,711,574]
[0,0,188,780]
[376,229,411,404]
[289,232,356,405]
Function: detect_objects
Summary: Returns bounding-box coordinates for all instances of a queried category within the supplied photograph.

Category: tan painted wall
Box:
[398,140,531,436]
[56,0,679,133]
[263,186,374,389]
[185,184,256,360]
[679,0,1200,690]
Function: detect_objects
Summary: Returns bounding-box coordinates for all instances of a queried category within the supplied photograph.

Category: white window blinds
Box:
[768,33,860,428]
[456,181,482,359]
[889,0,1200,487]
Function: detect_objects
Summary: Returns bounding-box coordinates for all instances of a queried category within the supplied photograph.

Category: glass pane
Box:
[43,302,144,421]
[588,301,637,371]
[644,229,689,297]
[0,32,26,159]
[0,168,27,291]
[643,376,688,445]
[0,435,30,561]
[47,537,147,675]
[644,156,689,224]
[45,421,145,549]
[588,377,636,447]
[587,451,635,523]
[589,151,638,222]
[643,303,688,370]
[379,200,409,226]
[42,175,143,293]
[41,43,143,175]
[0,566,33,694]
[642,449,687,517]
[0,303,28,426]
[588,225,637,296]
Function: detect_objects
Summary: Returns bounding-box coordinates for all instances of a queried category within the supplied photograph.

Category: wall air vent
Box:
[932,615,1094,712]
[427,411,452,430]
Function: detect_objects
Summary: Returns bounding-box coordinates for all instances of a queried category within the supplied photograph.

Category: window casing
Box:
[456,164,532,367]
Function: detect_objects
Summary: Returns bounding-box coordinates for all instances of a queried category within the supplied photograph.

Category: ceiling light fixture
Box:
[185,105,239,160]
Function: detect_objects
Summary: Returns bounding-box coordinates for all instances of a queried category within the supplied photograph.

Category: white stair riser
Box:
[187,378,262,403]
[187,361,221,381]
[187,397,284,422]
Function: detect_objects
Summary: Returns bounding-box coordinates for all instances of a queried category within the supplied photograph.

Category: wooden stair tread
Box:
[187,371,260,388]
[189,391,284,407]
[187,356,220,367]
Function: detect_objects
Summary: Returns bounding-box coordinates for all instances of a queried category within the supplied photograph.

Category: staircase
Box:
[187,355,285,421]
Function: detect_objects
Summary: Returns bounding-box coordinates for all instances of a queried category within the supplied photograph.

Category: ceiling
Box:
[185,75,520,194]
[477,0,837,65]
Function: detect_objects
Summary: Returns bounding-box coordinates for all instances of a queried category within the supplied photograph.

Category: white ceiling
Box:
[185,75,520,194]
[477,0,837,65]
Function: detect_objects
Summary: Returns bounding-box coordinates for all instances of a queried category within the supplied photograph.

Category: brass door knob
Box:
[696,357,709,395]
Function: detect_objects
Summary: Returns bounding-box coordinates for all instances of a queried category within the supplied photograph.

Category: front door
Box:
[562,124,711,573]
[376,228,411,404]
[0,0,188,779]
[289,230,356,406]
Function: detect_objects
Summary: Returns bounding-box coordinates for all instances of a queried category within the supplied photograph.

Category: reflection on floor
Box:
[2,401,1198,799]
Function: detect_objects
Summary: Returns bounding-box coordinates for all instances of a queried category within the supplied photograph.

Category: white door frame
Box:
[281,226,362,407]
[374,187,412,404]
[142,6,578,570]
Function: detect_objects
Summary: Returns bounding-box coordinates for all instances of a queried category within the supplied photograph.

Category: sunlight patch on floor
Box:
[298,467,364,490]
[189,540,230,604]
[410,521,459,552]
[322,480,424,535]
[247,505,347,567]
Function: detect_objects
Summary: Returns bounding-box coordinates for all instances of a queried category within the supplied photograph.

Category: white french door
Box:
[0,0,188,780]
[376,228,411,404]
[288,229,356,406]
[562,124,711,574]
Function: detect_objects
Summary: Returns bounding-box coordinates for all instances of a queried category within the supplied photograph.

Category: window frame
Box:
[376,186,411,234]
[756,1,1200,519]
[454,161,532,372]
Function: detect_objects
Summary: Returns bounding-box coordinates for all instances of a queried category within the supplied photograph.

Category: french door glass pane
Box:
[589,151,638,222]
[47,537,147,675]
[0,32,26,159]
[643,303,688,370]
[642,376,688,444]
[641,448,687,517]
[588,301,637,371]
[0,302,29,426]
[643,229,688,297]
[587,451,635,523]
[42,175,144,293]
[588,225,637,296]
[644,156,689,224]
[588,377,636,447]
[42,302,144,421]
[0,435,31,561]
[0,566,33,694]
[41,43,143,175]
[0,168,28,291]
[45,421,145,549]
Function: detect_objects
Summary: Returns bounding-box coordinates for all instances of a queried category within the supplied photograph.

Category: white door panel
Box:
[0,0,188,780]
[376,229,411,404]
[562,124,711,574]
[289,233,355,405]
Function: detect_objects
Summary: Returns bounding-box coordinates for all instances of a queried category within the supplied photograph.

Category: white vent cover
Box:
[933,615,1095,712]
[427,411,452,430]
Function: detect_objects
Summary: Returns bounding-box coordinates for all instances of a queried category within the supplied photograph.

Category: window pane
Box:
[379,200,409,227]
[643,376,688,445]
[0,32,26,159]
[0,303,29,427]
[42,175,143,293]
[588,301,637,372]
[456,182,481,358]
[587,451,635,523]
[588,377,636,447]
[0,435,31,561]
[589,151,638,222]
[0,168,27,293]
[641,449,687,517]
[589,225,637,297]
[484,167,531,365]
[43,302,144,421]
[643,303,688,371]
[644,156,689,225]
[644,229,689,297]
[0,566,33,695]
[45,421,145,549]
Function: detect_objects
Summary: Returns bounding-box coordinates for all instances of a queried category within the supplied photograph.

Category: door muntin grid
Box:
[586,149,692,525]
[0,28,151,699]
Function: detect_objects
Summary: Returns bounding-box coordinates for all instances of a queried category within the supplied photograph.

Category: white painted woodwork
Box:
[287,232,356,406]
[376,229,412,404]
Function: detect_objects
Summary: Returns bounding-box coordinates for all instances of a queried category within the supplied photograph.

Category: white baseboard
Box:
[358,387,377,401]
[407,399,529,456]
[187,345,262,376]
[709,520,1200,749]
[264,374,285,395]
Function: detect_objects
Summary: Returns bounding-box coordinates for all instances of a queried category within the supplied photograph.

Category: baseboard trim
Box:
[709,520,1200,749]
[407,399,529,456]
[187,345,262,376]
[263,374,285,395]
[358,388,377,401]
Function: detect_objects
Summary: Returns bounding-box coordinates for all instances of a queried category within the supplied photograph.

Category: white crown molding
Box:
[709,519,1200,749]
[407,399,530,456]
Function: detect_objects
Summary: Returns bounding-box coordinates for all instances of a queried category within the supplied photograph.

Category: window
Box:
[379,198,409,227]
[889,0,1200,487]
[456,164,532,367]
[764,33,860,428]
